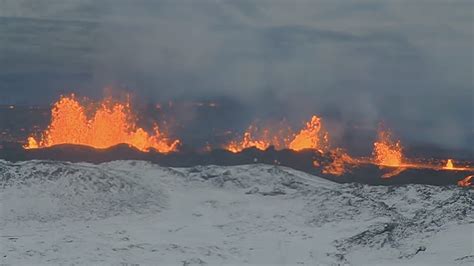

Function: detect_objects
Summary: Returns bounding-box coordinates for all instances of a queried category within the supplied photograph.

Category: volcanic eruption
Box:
[225,125,274,153]
[24,94,180,153]
[373,128,403,167]
[444,159,454,169]
[224,115,329,153]
[288,116,329,152]
[16,93,473,187]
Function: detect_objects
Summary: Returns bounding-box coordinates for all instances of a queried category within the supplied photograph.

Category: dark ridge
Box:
[0,142,472,186]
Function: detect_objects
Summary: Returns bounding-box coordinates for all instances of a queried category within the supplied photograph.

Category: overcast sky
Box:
[0,0,473,149]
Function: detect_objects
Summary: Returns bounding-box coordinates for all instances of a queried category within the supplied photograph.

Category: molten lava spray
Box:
[444,159,454,170]
[25,95,180,152]
[289,116,328,152]
[225,126,272,153]
[224,115,328,153]
[373,128,403,167]
[439,159,474,171]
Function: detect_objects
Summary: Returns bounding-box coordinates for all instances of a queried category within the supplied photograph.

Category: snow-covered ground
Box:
[1,160,473,265]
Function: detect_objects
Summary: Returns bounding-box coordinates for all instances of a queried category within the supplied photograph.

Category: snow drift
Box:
[0,160,472,265]
[0,160,166,222]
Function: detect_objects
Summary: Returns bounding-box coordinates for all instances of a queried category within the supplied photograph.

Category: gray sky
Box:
[0,0,473,149]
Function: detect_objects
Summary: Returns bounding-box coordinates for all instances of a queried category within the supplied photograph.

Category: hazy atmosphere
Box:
[0,0,473,149]
[1,2,473,265]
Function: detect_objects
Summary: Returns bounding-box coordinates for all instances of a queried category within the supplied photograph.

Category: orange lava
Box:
[373,128,403,167]
[320,127,474,178]
[381,167,407,179]
[22,96,473,186]
[224,115,328,153]
[396,158,474,172]
[225,126,272,153]
[26,136,39,149]
[457,175,473,187]
[289,116,328,152]
[322,148,356,176]
[439,159,474,171]
[444,159,454,169]
[24,94,180,153]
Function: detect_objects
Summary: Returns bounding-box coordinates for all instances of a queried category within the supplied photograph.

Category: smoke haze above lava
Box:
[0,0,473,150]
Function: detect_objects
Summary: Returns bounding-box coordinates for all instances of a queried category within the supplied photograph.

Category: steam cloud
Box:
[0,0,473,150]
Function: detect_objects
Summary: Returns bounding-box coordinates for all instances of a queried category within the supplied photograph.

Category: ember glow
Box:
[24,95,180,152]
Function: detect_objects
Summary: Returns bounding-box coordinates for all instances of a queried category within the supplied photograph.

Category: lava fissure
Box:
[25,95,180,153]
[224,115,329,153]
[21,94,474,186]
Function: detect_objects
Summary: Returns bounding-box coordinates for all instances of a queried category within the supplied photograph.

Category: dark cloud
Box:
[0,0,472,149]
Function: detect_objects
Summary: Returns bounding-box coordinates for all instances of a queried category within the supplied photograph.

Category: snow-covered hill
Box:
[0,160,472,265]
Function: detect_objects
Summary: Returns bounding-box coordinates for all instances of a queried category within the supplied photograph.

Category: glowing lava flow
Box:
[369,130,474,178]
[458,175,473,187]
[23,96,473,184]
[224,115,328,153]
[24,95,180,153]
[438,159,474,171]
[322,148,356,176]
[319,128,474,178]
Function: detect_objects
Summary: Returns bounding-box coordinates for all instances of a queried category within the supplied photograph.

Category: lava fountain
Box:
[444,159,454,170]
[25,94,180,153]
[225,125,272,153]
[224,115,328,153]
[288,115,328,152]
[372,128,403,167]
